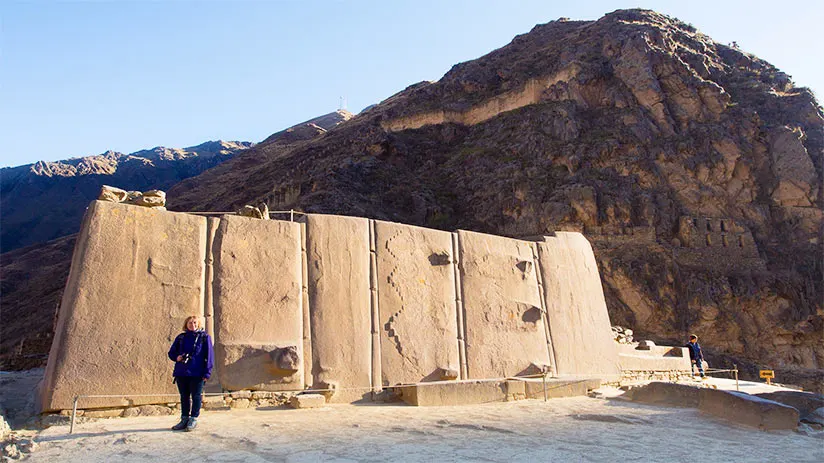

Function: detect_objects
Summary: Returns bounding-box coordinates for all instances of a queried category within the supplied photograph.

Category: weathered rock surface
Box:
[305,215,372,402]
[40,201,208,411]
[458,230,550,379]
[754,390,824,417]
[537,232,620,378]
[374,220,459,384]
[698,389,800,431]
[213,216,303,390]
[626,381,700,407]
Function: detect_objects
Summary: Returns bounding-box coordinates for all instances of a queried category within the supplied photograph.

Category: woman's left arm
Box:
[203,334,215,380]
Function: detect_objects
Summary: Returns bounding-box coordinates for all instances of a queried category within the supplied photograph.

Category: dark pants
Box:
[692,359,705,377]
[176,377,204,418]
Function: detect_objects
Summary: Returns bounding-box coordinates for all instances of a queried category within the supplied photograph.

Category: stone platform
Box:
[398,377,601,406]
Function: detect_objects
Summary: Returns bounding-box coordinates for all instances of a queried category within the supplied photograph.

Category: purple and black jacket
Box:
[168,329,214,379]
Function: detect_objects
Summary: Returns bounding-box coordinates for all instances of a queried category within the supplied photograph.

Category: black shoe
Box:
[185,417,198,432]
[171,418,188,431]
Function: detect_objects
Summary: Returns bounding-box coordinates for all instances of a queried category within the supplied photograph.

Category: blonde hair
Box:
[182,315,203,331]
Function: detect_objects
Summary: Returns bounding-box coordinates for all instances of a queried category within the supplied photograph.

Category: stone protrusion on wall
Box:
[536,232,621,379]
[458,230,552,379]
[373,220,460,385]
[212,216,303,391]
[305,214,373,402]
[40,201,208,411]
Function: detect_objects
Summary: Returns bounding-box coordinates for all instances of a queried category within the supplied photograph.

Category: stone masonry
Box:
[41,202,633,411]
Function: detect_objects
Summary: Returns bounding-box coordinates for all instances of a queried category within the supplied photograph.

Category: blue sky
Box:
[1,1,821,167]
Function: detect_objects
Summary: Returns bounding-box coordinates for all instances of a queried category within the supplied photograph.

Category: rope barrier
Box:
[184,210,308,221]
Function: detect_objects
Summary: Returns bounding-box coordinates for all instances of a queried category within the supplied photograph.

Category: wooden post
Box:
[70,396,79,434]
[734,364,739,391]
[542,372,548,402]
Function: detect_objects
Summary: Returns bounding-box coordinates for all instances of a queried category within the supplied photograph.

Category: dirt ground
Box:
[23,393,824,462]
[2,371,822,462]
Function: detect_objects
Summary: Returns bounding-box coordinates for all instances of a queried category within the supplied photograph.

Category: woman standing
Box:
[168,315,214,431]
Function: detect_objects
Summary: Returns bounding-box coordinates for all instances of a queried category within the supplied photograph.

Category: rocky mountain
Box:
[168,110,353,211]
[0,111,352,370]
[0,140,252,252]
[2,10,821,391]
[167,10,823,390]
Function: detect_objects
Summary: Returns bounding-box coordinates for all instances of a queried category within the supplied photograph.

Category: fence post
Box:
[70,396,79,434]
[542,372,547,402]
[734,364,739,392]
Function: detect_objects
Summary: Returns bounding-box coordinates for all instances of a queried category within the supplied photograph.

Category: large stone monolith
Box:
[40,201,208,411]
[374,220,460,385]
[457,230,551,379]
[536,232,620,379]
[305,214,372,402]
[212,216,304,390]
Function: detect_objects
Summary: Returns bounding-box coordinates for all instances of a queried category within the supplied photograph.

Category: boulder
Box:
[626,382,700,407]
[754,391,824,417]
[236,204,269,219]
[698,389,799,431]
[98,185,128,202]
[801,407,824,426]
[131,190,166,207]
[637,340,656,350]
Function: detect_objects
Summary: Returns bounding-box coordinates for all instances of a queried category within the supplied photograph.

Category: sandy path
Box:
[30,393,822,463]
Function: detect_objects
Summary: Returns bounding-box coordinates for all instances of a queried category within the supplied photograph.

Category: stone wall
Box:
[676,216,759,256]
[40,202,640,411]
[673,216,766,272]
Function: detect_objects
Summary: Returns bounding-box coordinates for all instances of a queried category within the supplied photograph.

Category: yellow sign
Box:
[759,370,774,385]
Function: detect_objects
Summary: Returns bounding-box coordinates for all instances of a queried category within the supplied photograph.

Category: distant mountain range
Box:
[0,110,353,252]
[0,140,251,251]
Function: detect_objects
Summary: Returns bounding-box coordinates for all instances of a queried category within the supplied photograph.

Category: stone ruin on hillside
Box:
[39,201,691,412]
